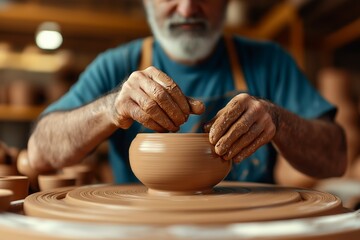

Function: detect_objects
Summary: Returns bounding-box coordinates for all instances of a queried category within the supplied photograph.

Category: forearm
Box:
[28,93,118,172]
[272,105,347,178]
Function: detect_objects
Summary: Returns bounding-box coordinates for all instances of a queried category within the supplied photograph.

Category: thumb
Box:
[187,97,205,115]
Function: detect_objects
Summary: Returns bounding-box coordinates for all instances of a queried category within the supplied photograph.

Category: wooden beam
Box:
[250,1,305,68]
[321,17,360,66]
[289,16,305,69]
[252,1,298,39]
[0,104,45,122]
[323,17,360,51]
[0,3,150,37]
[0,49,71,73]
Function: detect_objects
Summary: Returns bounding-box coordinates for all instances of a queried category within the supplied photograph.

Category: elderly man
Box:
[28,0,346,184]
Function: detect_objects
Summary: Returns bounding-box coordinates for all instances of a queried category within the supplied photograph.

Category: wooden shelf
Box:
[0,105,45,121]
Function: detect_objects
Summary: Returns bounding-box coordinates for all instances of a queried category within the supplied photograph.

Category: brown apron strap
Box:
[225,36,248,91]
[139,36,247,91]
[138,37,154,70]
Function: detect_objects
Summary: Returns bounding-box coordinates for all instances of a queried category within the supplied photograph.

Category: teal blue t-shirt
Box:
[44,36,335,184]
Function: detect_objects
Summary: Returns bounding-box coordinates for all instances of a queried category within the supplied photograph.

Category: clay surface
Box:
[0,189,13,211]
[130,133,231,195]
[24,182,344,225]
[17,149,40,190]
[0,164,18,176]
[62,164,94,186]
[0,176,29,201]
[38,174,76,191]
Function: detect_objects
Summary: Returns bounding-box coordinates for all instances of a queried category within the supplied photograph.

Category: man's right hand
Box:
[112,66,205,132]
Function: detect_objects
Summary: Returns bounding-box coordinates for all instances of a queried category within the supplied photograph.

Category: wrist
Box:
[107,91,133,130]
[107,92,121,128]
[261,99,280,133]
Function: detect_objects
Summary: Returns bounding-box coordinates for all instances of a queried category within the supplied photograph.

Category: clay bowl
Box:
[38,174,76,191]
[62,164,94,186]
[0,189,13,212]
[0,146,19,176]
[17,149,40,191]
[129,133,231,195]
[0,164,18,176]
[0,176,29,201]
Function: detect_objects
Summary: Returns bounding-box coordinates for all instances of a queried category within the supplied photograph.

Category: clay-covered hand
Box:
[112,66,205,132]
[204,93,277,163]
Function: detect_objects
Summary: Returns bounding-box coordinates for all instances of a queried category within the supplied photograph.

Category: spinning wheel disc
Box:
[24,182,344,225]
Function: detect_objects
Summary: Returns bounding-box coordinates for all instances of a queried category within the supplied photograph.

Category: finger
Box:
[187,97,205,115]
[203,107,227,133]
[214,117,250,156]
[145,67,190,116]
[223,112,274,160]
[127,101,169,133]
[215,108,260,156]
[221,122,264,160]
[209,97,247,145]
[203,119,215,133]
[130,89,179,132]
[232,128,273,163]
[139,74,187,127]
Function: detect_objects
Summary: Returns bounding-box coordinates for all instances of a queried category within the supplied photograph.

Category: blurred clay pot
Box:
[62,164,94,186]
[17,149,40,191]
[0,176,29,201]
[129,133,231,195]
[0,143,19,176]
[38,174,76,191]
[0,165,18,176]
[0,189,13,211]
[44,80,70,104]
[7,80,36,106]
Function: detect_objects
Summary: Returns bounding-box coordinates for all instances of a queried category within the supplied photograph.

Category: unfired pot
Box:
[129,133,231,195]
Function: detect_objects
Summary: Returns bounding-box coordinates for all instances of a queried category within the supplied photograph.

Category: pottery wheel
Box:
[23,182,343,225]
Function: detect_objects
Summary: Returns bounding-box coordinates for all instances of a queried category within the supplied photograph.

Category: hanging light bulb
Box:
[35,22,63,50]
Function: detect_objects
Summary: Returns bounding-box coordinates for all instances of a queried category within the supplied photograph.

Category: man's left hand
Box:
[204,93,277,163]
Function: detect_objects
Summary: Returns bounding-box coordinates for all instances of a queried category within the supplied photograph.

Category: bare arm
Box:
[204,93,347,179]
[271,106,346,178]
[28,93,118,172]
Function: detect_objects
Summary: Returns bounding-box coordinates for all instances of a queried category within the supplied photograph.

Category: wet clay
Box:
[129,133,231,195]
[23,182,344,225]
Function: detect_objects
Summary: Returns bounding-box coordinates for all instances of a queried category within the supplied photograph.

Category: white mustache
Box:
[167,15,208,27]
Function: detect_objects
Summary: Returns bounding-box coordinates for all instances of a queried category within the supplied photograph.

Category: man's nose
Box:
[176,0,199,18]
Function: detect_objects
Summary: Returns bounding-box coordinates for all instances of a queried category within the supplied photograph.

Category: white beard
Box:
[145,2,225,63]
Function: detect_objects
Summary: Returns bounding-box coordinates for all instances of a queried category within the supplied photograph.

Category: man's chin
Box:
[168,38,206,52]
[166,34,208,44]
[165,39,214,61]
[168,30,207,39]
[169,24,207,35]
